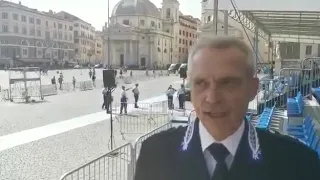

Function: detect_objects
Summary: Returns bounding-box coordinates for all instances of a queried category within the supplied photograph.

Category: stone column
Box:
[149,38,153,68]
[130,40,133,65]
[123,41,127,66]
[112,41,116,67]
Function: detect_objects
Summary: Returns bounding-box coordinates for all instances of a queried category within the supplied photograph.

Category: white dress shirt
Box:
[121,90,127,98]
[199,120,245,177]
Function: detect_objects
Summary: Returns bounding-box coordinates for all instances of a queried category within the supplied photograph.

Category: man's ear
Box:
[249,77,259,101]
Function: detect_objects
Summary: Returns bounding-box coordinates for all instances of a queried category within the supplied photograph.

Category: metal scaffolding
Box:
[226,10,320,43]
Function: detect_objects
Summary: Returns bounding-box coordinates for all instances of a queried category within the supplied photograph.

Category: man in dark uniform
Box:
[134,37,320,180]
[102,87,113,113]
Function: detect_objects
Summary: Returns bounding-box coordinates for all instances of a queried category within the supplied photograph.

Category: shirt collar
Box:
[199,120,245,156]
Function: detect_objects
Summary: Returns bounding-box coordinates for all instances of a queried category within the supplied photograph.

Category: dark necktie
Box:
[208,143,230,180]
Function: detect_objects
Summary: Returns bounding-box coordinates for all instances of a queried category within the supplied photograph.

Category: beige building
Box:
[177,15,200,63]
[0,1,75,66]
[56,11,96,64]
[94,31,104,64]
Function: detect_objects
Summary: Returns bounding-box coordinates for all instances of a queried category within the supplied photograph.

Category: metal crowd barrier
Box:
[60,143,134,180]
[0,89,9,101]
[256,57,320,114]
[41,84,58,96]
[80,81,94,91]
[112,100,170,140]
[60,122,176,180]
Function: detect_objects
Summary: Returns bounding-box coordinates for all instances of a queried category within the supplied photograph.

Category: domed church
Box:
[103,0,182,68]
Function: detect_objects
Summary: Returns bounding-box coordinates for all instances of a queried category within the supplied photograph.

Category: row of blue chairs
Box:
[287,116,320,157]
[256,105,276,130]
[287,92,304,117]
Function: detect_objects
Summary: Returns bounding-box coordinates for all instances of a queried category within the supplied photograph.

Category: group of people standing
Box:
[102,83,140,114]
[166,84,186,110]
[102,82,186,114]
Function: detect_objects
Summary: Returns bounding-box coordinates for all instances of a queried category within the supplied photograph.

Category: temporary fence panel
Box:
[80,81,94,91]
[117,113,169,140]
[60,143,134,180]
[0,89,9,101]
[110,101,169,140]
[41,84,58,96]
[133,122,173,159]
[301,57,320,89]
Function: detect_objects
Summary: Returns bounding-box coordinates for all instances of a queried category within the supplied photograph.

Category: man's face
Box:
[190,47,258,139]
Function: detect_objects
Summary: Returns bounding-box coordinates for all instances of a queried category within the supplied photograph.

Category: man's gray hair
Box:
[188,36,255,76]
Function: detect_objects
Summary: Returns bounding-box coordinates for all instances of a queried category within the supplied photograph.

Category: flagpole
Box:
[107,0,111,67]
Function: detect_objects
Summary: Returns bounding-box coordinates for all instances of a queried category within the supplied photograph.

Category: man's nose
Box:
[204,85,222,104]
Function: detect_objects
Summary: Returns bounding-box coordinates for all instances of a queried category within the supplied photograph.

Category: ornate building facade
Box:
[103,0,199,68]
[0,1,75,66]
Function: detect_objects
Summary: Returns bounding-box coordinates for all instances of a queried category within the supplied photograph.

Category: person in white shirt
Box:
[166,85,176,109]
[132,83,139,108]
[120,85,129,114]
[177,84,186,109]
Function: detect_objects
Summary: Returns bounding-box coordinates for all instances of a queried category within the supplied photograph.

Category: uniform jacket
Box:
[134,119,320,180]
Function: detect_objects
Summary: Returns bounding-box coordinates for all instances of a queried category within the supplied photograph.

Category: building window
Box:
[2,12,8,19]
[46,21,49,27]
[286,45,293,55]
[22,48,28,56]
[29,17,34,24]
[140,20,145,26]
[22,27,27,34]
[21,15,26,22]
[123,20,129,25]
[13,13,18,20]
[14,26,19,33]
[166,8,171,18]
[36,19,41,25]
[58,23,63,29]
[37,50,42,57]
[29,29,35,36]
[37,30,41,37]
[305,45,312,55]
[151,21,155,27]
[2,25,8,32]
[164,49,167,53]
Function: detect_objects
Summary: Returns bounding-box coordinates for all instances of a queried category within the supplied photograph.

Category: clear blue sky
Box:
[11,0,320,30]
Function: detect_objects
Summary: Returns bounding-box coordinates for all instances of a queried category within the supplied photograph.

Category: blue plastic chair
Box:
[287,116,312,131]
[289,123,315,139]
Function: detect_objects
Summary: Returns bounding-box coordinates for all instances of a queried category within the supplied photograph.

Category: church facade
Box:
[103,0,198,69]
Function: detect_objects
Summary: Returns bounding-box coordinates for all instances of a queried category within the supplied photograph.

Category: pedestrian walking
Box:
[166,85,176,110]
[72,76,76,90]
[177,84,186,109]
[89,69,92,79]
[92,74,96,87]
[58,76,63,90]
[132,83,139,108]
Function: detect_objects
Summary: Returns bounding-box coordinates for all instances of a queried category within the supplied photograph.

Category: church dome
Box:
[112,0,161,18]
